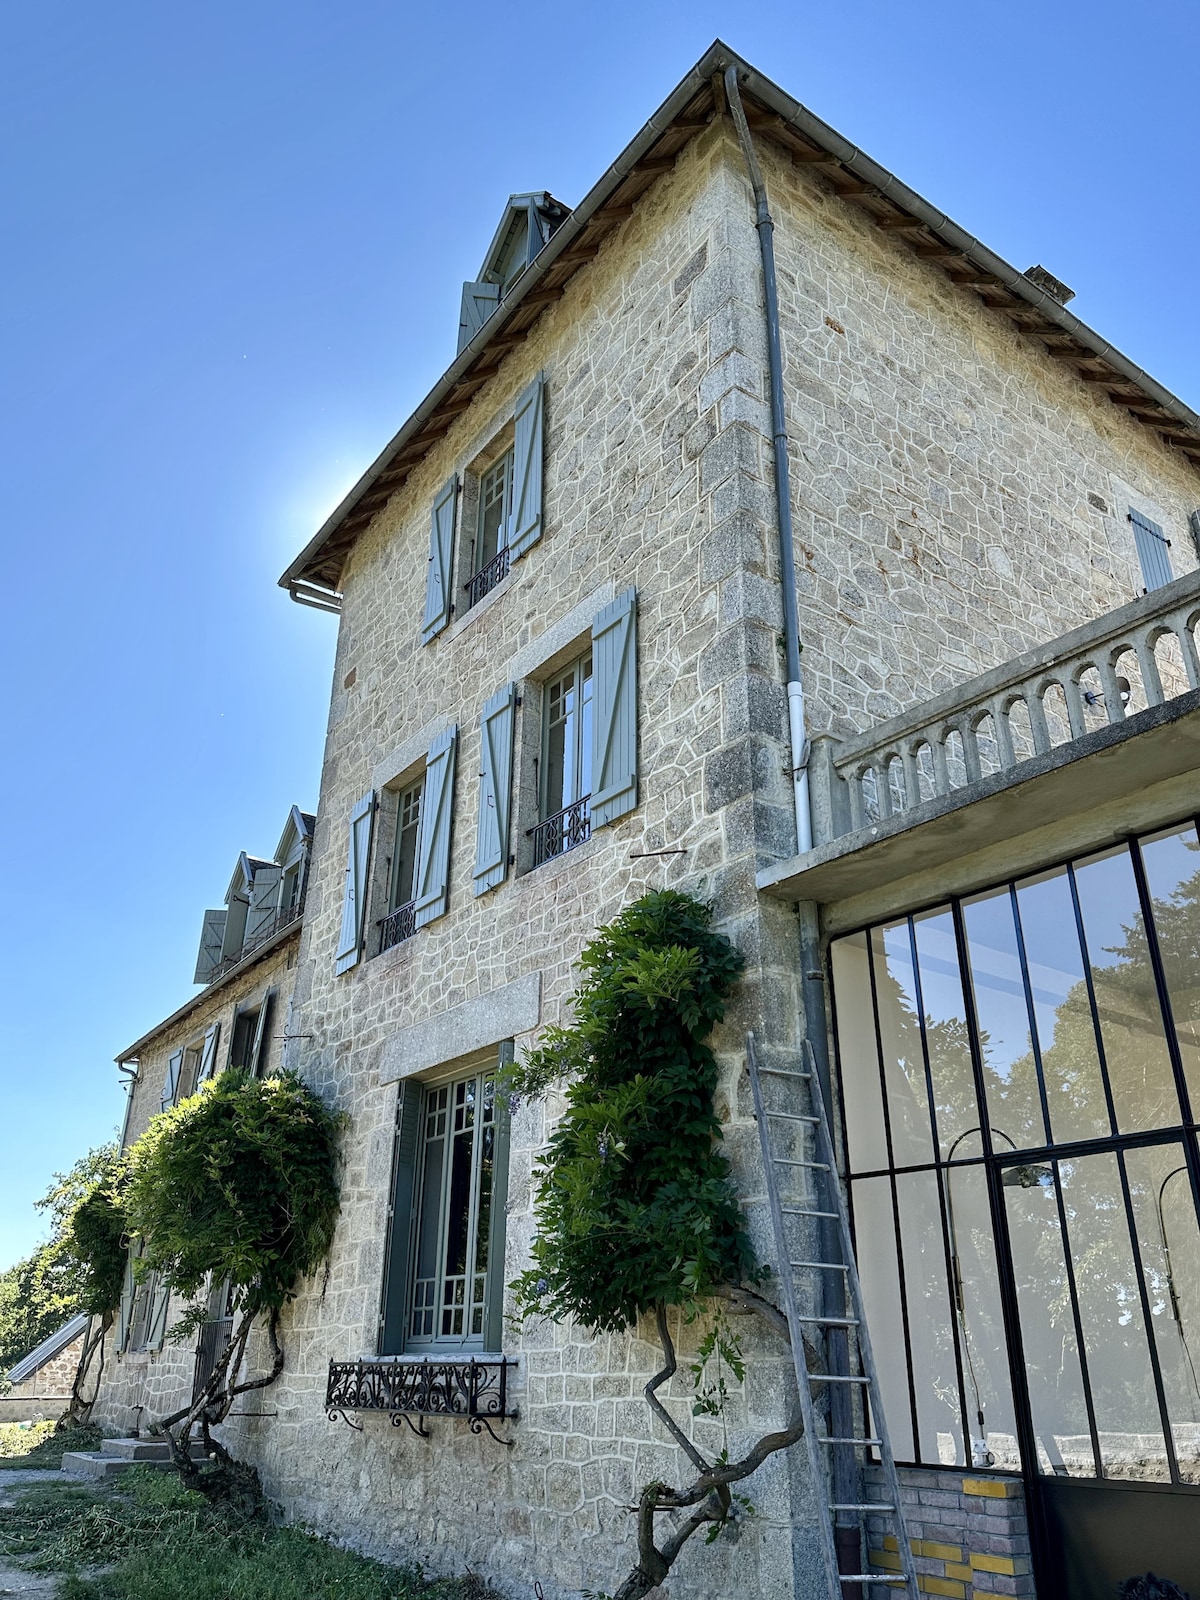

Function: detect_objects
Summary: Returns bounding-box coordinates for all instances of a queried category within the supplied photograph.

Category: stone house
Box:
[2,1314,88,1424]
[91,41,1200,1600]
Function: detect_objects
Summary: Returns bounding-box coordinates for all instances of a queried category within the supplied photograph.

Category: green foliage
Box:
[689,1310,745,1419]
[123,1071,340,1316]
[1,1472,494,1599]
[510,890,755,1333]
[0,1145,121,1372]
[63,1152,129,1317]
[0,1421,101,1469]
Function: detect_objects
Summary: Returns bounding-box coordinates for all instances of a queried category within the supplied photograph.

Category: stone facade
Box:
[1,1327,84,1424]
[88,48,1200,1600]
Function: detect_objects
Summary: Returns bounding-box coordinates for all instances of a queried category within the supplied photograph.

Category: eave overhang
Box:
[281,40,1200,597]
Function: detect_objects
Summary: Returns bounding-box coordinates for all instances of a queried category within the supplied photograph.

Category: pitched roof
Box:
[280,40,1200,599]
[7,1312,89,1385]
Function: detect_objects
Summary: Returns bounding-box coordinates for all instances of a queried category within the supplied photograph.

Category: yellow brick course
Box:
[919,1578,966,1599]
[917,1540,963,1562]
[970,1552,1018,1575]
[962,1476,1016,1498]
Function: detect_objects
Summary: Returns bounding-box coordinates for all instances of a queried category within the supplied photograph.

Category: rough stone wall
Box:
[1,1334,83,1421]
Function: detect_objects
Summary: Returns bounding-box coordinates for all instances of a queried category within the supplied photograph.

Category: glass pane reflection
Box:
[873,924,935,1168]
[1140,826,1200,1115]
[962,890,1047,1150]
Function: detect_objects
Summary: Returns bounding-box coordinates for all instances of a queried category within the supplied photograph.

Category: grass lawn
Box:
[0,1420,102,1470]
[0,1467,493,1600]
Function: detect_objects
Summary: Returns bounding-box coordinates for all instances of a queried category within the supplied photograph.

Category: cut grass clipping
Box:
[0,1420,101,1470]
[0,1469,492,1600]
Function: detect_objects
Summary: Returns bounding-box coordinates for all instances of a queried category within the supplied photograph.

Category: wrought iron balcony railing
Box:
[206,901,303,985]
[463,546,510,611]
[529,794,591,867]
[378,900,417,953]
[808,570,1200,847]
[325,1356,517,1446]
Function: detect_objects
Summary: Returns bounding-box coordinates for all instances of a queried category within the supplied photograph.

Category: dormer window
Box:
[457,192,570,354]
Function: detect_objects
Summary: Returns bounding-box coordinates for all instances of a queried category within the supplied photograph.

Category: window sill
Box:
[443,566,514,644]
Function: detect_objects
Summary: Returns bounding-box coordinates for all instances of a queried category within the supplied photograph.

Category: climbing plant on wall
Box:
[508,890,807,1600]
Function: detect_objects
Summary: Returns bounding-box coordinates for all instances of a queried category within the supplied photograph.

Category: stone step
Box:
[99,1438,201,1461]
[61,1440,208,1480]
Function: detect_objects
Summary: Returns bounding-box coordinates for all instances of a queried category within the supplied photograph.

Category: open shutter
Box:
[457,281,501,353]
[421,476,459,644]
[161,1050,184,1114]
[244,865,282,946]
[591,588,639,828]
[117,1255,135,1352]
[197,1021,221,1085]
[483,1042,514,1353]
[193,911,227,984]
[147,1275,171,1351]
[379,1079,425,1354]
[413,726,457,929]
[1189,509,1200,560]
[249,991,274,1077]
[1130,508,1173,590]
[474,684,517,895]
[508,374,545,559]
[335,792,376,976]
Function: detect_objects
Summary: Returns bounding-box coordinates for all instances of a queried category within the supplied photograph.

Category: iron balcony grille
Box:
[325,1356,517,1445]
[463,545,510,610]
[529,794,591,868]
[379,900,417,953]
[207,901,303,985]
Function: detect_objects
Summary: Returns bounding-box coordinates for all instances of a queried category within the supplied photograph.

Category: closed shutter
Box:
[249,992,274,1077]
[335,792,376,975]
[1130,508,1173,590]
[508,374,545,559]
[591,588,639,827]
[422,476,459,644]
[193,911,227,984]
[1190,509,1200,559]
[457,281,501,353]
[197,1021,221,1085]
[147,1275,171,1351]
[413,726,457,929]
[117,1255,135,1352]
[474,684,517,895]
[244,866,283,946]
[161,1050,184,1114]
[483,1042,514,1354]
[379,1079,425,1354]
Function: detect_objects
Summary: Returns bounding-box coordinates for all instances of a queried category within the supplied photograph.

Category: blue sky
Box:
[1,0,1197,1270]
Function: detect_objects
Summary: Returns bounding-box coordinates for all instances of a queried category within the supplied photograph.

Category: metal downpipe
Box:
[724,63,812,857]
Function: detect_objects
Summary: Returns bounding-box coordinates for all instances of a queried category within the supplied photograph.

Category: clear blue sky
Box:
[2,0,1197,1271]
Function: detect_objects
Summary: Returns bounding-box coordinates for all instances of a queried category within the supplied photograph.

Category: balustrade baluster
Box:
[1062,673,1089,739]
[1135,633,1166,705]
[1167,612,1200,689]
[991,697,1015,770]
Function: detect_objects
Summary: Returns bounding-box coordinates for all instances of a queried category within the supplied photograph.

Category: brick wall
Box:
[865,1465,1035,1598]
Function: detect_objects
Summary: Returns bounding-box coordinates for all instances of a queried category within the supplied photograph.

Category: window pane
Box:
[1139,825,1200,1114]
[477,453,510,569]
[578,660,593,799]
[1004,1163,1096,1476]
[873,923,935,1168]
[1123,1142,1200,1483]
[1073,847,1179,1134]
[410,1089,447,1341]
[392,782,422,909]
[472,1080,496,1339]
[944,1163,1020,1470]
[1060,1152,1169,1481]
[832,933,888,1173]
[851,1175,915,1463]
[963,889,1047,1151]
[895,1169,963,1464]
[1015,868,1110,1145]
[911,909,980,1161]
[441,1080,476,1337]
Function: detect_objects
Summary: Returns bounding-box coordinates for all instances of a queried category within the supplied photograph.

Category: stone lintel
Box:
[378,973,542,1084]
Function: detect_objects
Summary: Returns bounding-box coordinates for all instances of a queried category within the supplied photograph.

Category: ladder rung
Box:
[774,1159,830,1170]
[797,1314,859,1326]
[765,1111,820,1123]
[818,1374,872,1385]
[833,1577,906,1586]
[790,1260,849,1271]
[819,1436,883,1447]
[758,1066,812,1079]
[831,1502,892,1512]
[781,1206,839,1219]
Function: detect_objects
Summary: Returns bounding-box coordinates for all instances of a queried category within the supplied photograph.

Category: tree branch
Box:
[644,1303,711,1475]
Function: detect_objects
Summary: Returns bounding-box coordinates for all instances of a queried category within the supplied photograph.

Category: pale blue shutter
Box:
[197,1022,221,1084]
[474,684,517,895]
[591,588,638,828]
[458,282,501,353]
[1190,509,1200,560]
[244,866,282,945]
[249,991,273,1077]
[413,726,458,928]
[335,793,375,975]
[117,1255,135,1351]
[508,374,545,559]
[1130,508,1173,590]
[161,1050,184,1114]
[379,1079,424,1354]
[147,1275,171,1351]
[193,911,226,984]
[422,476,458,644]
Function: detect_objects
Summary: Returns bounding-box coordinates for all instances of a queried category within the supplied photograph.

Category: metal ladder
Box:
[746,1031,920,1598]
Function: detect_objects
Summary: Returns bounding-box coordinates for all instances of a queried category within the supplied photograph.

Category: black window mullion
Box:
[1043,1155,1105,1478]
[1008,883,1056,1148]
[1064,860,1121,1138]
[1114,1145,1181,1484]
[1129,831,1197,1130]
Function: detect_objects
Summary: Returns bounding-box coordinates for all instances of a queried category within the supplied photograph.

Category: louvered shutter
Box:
[474,684,517,895]
[591,588,639,828]
[1130,508,1173,590]
[244,866,282,945]
[413,726,457,929]
[335,792,376,975]
[421,476,459,644]
[457,281,501,353]
[147,1275,171,1351]
[193,911,227,984]
[197,1021,221,1085]
[508,374,545,559]
[483,1043,514,1354]
[379,1079,425,1354]
[249,992,273,1077]
[117,1256,136,1352]
[161,1050,184,1114]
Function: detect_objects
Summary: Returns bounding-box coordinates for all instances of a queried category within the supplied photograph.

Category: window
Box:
[118,1243,170,1354]
[1130,507,1173,591]
[533,653,593,866]
[464,449,513,612]
[380,778,423,951]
